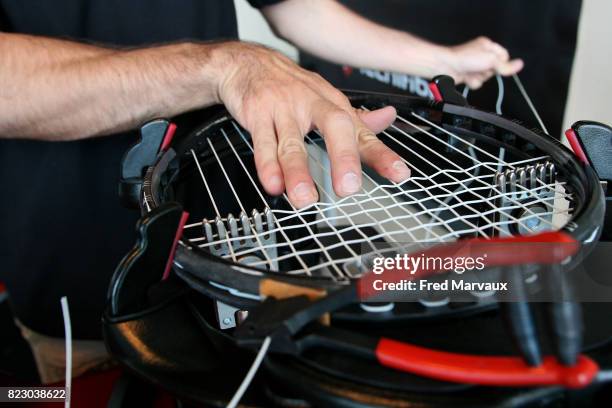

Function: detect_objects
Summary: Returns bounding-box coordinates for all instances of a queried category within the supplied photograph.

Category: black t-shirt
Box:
[0,0,283,339]
[300,0,582,139]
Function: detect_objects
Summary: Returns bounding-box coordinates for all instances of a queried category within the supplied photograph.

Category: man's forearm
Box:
[0,32,412,207]
[0,33,223,140]
[263,0,451,78]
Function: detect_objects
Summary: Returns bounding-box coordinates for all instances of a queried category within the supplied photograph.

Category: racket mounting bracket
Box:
[492,161,560,236]
[203,208,279,329]
[204,208,278,269]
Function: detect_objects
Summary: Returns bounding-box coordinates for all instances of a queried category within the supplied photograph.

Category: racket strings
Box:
[383,112,565,230]
[181,109,571,279]
[393,110,560,201]
[512,74,549,135]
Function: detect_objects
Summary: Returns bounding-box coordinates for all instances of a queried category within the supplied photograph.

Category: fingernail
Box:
[293,182,316,202]
[341,172,361,195]
[392,160,411,181]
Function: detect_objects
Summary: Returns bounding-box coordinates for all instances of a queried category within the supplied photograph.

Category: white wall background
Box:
[234,0,298,60]
[563,0,612,133]
[235,0,612,134]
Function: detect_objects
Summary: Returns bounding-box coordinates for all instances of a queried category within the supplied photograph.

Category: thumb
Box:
[497,58,524,76]
[356,106,397,134]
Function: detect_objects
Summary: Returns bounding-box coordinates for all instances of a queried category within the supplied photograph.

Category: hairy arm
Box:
[0,33,222,140]
[0,33,409,207]
[263,0,523,88]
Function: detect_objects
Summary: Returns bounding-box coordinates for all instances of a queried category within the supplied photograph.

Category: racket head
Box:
[141,91,604,296]
[106,90,608,406]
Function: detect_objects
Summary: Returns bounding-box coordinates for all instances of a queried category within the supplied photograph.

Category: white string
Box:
[60,296,72,408]
[190,156,563,258]
[405,112,561,202]
[191,181,566,250]
[191,149,221,217]
[207,137,274,267]
[495,74,507,172]
[183,154,562,231]
[199,206,569,275]
[224,129,358,277]
[191,148,238,263]
[226,336,271,408]
[227,124,312,276]
[378,118,527,236]
[512,73,550,135]
[304,134,412,272]
[230,125,345,279]
[183,100,570,277]
[495,74,505,115]
[307,132,429,243]
[194,196,567,274]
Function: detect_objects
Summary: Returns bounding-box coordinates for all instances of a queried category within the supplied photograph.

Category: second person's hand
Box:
[440,36,524,89]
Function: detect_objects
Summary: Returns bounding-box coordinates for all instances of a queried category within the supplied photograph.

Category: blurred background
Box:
[235,0,612,141]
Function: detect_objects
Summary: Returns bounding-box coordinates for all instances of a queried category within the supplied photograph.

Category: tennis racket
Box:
[108,76,607,406]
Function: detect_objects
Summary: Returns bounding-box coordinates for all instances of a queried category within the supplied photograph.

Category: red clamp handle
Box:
[376,338,598,389]
[160,122,177,152]
[429,82,444,103]
[161,211,189,281]
[429,75,468,106]
[565,128,590,165]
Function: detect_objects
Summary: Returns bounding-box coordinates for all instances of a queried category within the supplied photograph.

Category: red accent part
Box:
[24,368,175,408]
[162,211,189,281]
[474,230,578,246]
[376,338,598,389]
[565,128,590,165]
[160,122,177,152]
[0,282,5,293]
[357,231,580,299]
[429,82,443,102]
[342,65,354,77]
[38,368,122,408]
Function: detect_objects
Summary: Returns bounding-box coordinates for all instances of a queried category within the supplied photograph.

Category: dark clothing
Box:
[301,0,582,139]
[0,0,282,339]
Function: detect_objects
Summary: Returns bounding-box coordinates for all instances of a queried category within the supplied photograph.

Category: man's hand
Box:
[0,35,408,209]
[215,42,410,208]
[442,37,524,89]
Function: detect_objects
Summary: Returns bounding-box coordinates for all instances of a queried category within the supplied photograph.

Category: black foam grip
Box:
[120,119,169,179]
[572,121,612,181]
[432,75,468,106]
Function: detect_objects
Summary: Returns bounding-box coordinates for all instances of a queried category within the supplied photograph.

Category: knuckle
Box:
[359,133,380,149]
[333,92,352,109]
[278,137,306,158]
[486,53,498,64]
[334,149,360,163]
[257,160,280,175]
[265,86,287,101]
[324,109,353,128]
[309,72,325,83]
[253,137,277,152]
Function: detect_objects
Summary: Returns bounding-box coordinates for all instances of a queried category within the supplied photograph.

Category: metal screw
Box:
[223,318,232,325]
